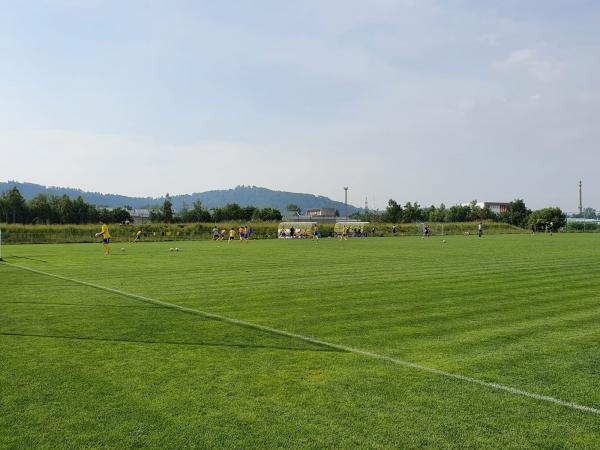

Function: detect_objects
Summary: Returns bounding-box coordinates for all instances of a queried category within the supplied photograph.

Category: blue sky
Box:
[1,0,599,210]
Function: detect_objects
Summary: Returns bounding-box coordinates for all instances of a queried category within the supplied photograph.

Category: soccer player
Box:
[95,220,111,255]
[478,222,483,238]
[133,230,142,243]
[228,228,236,243]
[341,226,348,241]
[212,226,220,240]
[312,224,319,240]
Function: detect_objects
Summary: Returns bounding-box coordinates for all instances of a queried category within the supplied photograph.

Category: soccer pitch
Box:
[1,234,600,448]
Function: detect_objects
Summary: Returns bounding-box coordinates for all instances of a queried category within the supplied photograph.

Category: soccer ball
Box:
[175,247,179,252]
[169,248,174,252]
[120,248,125,252]
[442,239,447,244]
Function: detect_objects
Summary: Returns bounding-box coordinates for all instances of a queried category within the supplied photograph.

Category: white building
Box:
[461,202,509,214]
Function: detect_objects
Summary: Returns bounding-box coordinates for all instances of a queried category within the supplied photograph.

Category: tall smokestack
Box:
[579,180,583,215]
[344,187,348,219]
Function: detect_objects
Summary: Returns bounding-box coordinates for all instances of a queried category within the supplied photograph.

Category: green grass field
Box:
[1,234,600,448]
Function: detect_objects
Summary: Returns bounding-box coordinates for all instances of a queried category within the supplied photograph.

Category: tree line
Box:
[353,199,566,230]
[0,187,132,224]
[0,188,282,224]
[1,187,565,228]
[148,194,282,223]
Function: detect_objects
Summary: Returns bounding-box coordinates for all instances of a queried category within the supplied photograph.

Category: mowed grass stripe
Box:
[4,260,600,417]
[39,254,597,285]
[7,236,591,276]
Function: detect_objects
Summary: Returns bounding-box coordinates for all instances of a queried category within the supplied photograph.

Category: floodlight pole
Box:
[344,187,348,219]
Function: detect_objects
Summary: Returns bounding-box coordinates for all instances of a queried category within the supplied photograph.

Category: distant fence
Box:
[566,221,600,232]
[0,221,526,244]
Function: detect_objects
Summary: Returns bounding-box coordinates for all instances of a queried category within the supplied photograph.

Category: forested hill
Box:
[0,181,360,214]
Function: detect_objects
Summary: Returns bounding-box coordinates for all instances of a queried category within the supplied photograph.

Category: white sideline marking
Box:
[4,261,600,416]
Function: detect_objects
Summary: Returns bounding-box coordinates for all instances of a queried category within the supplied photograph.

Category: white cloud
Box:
[494,48,563,82]
[502,49,536,66]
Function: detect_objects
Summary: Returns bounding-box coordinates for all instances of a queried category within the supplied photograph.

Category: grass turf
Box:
[1,234,600,448]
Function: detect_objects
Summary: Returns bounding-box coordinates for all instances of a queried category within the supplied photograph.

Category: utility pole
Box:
[364,196,369,212]
[344,187,348,219]
[579,180,583,216]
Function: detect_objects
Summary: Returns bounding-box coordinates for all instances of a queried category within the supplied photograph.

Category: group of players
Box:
[211,226,254,243]
[95,221,488,255]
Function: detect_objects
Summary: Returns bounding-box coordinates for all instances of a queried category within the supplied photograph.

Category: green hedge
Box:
[0,221,526,244]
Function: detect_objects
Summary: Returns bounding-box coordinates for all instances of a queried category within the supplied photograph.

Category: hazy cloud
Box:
[494,48,564,82]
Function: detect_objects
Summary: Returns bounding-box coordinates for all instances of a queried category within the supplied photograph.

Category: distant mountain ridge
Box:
[0,181,361,215]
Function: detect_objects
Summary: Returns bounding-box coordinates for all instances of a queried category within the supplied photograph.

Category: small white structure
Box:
[461,202,509,214]
[131,209,151,224]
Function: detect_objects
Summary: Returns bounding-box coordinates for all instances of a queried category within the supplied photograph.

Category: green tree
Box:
[180,200,211,222]
[241,206,257,221]
[149,209,163,222]
[162,194,174,223]
[479,206,497,221]
[425,204,447,222]
[28,194,54,224]
[71,196,100,224]
[382,199,402,223]
[211,203,244,221]
[1,187,28,223]
[499,199,530,228]
[401,202,424,223]
[110,207,132,223]
[528,207,566,230]
[252,207,282,221]
[349,210,381,222]
[0,195,5,223]
[446,205,471,222]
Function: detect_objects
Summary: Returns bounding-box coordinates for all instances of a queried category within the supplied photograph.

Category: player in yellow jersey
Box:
[312,224,320,240]
[133,230,142,243]
[228,228,236,243]
[95,220,111,255]
[341,226,348,241]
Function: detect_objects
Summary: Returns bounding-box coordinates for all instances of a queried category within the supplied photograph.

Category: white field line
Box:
[4,260,600,416]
